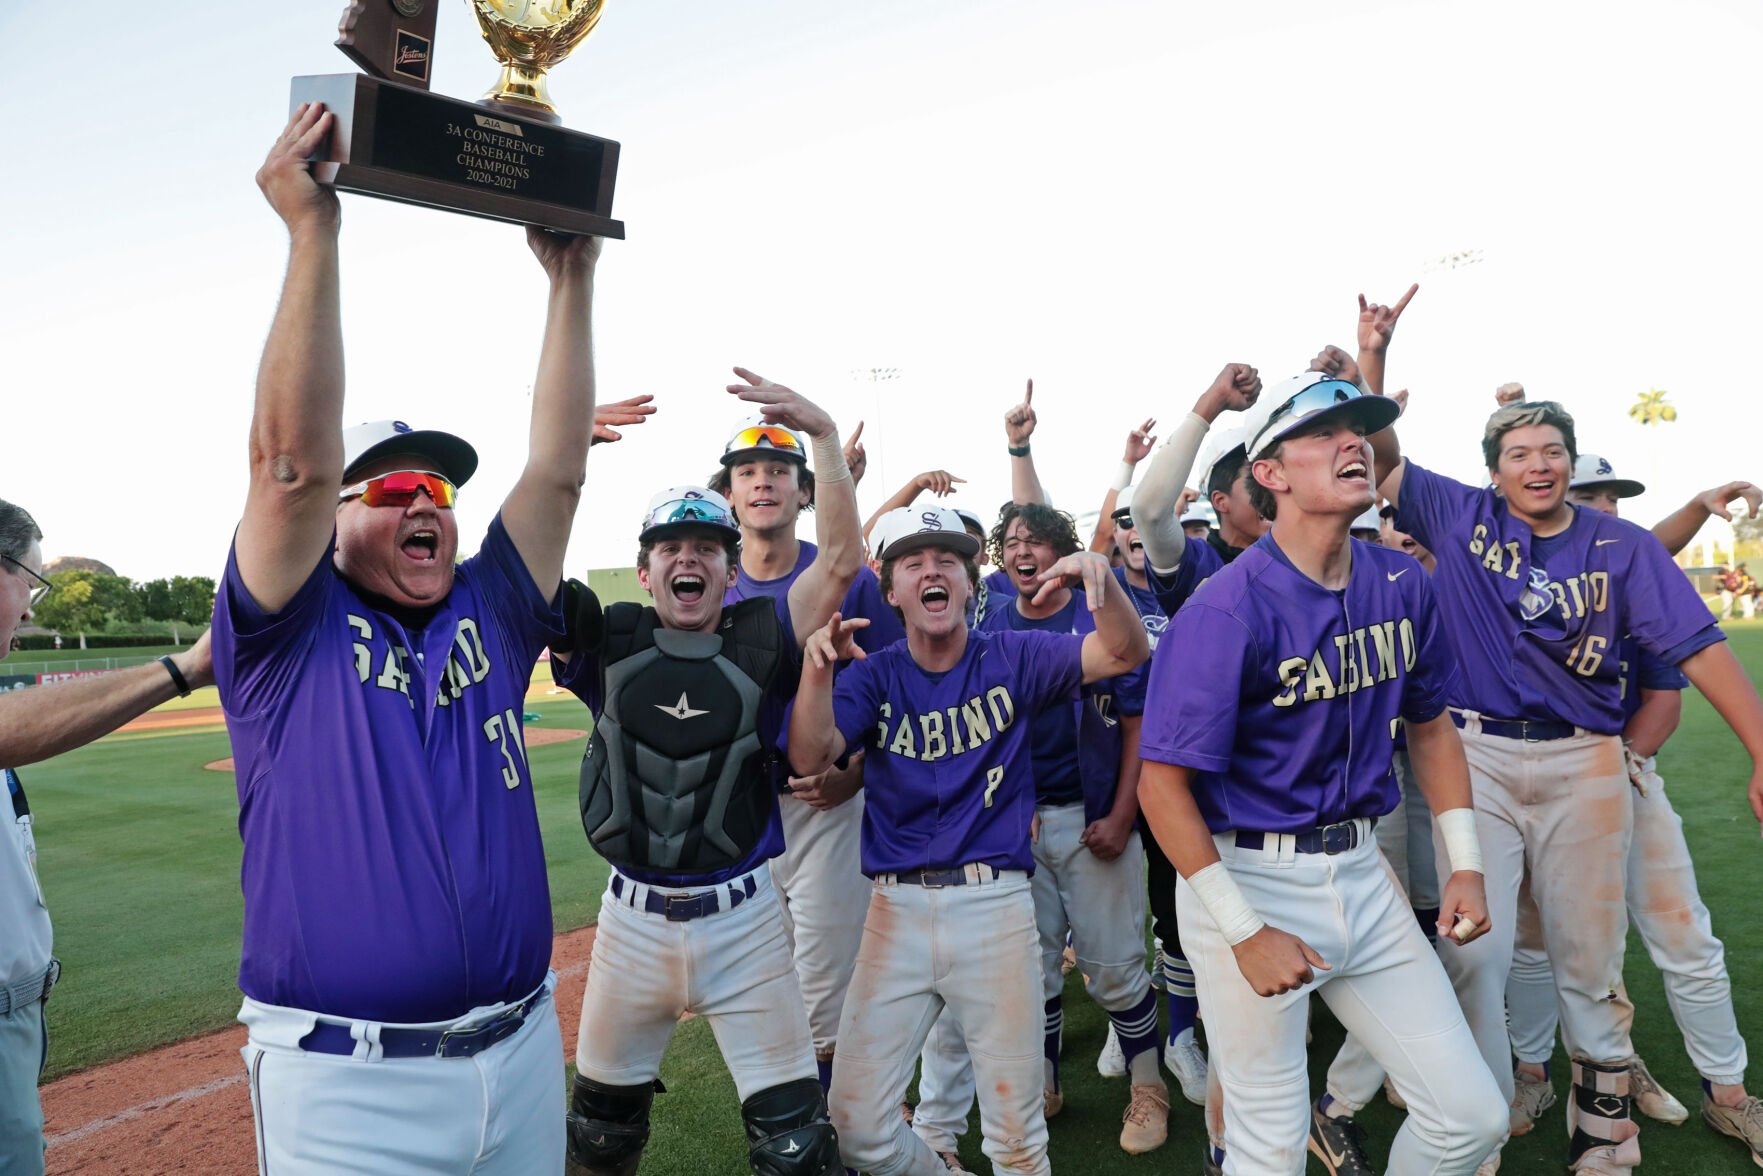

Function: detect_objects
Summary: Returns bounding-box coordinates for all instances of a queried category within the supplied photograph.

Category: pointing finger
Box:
[1391,283,1419,316]
[1024,378,1033,405]
[731,366,770,387]
[847,420,864,445]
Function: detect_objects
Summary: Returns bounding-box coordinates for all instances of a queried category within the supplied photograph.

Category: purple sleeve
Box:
[1637,648,1690,693]
[1151,537,1222,615]
[1138,604,1249,772]
[1400,576,1460,723]
[458,515,567,671]
[828,656,885,753]
[1621,532,1728,664]
[211,539,335,720]
[1392,460,1483,553]
[1007,630,1085,713]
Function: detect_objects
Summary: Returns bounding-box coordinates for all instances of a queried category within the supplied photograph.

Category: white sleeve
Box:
[1135,412,1210,575]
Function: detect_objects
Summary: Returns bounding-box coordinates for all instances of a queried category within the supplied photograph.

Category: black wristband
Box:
[1008,444,1031,457]
[158,655,192,698]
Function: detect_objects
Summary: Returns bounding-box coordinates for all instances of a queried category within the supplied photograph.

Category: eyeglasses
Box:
[1112,514,1134,529]
[0,554,53,607]
[338,470,457,509]
[1248,380,1365,456]
[724,426,805,458]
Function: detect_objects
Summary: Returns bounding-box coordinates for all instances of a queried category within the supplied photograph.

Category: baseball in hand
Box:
[1452,915,1478,943]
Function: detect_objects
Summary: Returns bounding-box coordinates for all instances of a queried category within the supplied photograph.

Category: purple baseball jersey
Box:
[1115,566,1170,654]
[1150,536,1225,617]
[981,594,1139,823]
[1395,462,1722,733]
[976,568,1015,624]
[212,517,561,1023]
[826,629,1083,875]
[552,590,796,888]
[1619,638,1688,723]
[1140,536,1458,834]
[727,540,905,652]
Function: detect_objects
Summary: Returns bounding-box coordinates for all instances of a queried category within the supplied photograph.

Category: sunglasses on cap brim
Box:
[644,498,735,532]
[724,426,805,459]
[338,470,457,508]
[1250,381,1390,457]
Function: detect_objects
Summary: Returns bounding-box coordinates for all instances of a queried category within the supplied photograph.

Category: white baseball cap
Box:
[1110,484,1137,521]
[873,506,982,561]
[720,415,808,467]
[1569,454,1645,498]
[950,506,988,537]
[1181,500,1218,528]
[342,419,478,486]
[1350,506,1382,534]
[1246,374,1401,460]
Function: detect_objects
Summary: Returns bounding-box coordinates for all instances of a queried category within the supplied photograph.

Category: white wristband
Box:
[1437,808,1483,874]
[1110,461,1135,492]
[1185,861,1266,946]
[811,434,850,485]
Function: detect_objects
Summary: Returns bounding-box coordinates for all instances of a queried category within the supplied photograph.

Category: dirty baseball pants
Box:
[240,974,562,1175]
[1179,821,1505,1175]
[0,996,47,1176]
[1505,766,1747,1085]
[911,804,1152,1147]
[1437,715,1638,1145]
[771,790,869,1068]
[831,869,1049,1176]
[576,867,818,1100]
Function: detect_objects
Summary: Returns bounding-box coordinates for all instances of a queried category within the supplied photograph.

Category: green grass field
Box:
[25,625,1763,1173]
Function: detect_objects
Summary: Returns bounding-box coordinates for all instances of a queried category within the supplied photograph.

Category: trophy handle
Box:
[481,64,563,122]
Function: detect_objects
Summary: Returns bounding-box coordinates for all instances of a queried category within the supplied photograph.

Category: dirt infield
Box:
[119,707,227,734]
[40,926,599,1175]
[202,727,588,773]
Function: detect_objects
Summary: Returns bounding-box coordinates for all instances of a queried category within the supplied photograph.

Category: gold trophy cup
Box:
[471,0,606,122]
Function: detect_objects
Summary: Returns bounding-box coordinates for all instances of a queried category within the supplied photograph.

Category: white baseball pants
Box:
[911,803,1152,1142]
[830,871,1050,1176]
[575,868,817,1100]
[240,976,563,1175]
[1437,717,1636,1110]
[1179,825,1504,1175]
[770,790,870,1062]
[1506,769,1747,1085]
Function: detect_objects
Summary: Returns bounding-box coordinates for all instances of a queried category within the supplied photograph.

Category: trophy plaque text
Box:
[290,1,623,238]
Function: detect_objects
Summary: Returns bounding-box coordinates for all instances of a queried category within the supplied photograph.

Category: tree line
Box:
[30,571,215,645]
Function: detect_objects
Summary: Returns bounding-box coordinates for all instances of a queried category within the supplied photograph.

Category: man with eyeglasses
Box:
[211,105,621,1174]
[1136,374,1507,1175]
[0,497,214,1175]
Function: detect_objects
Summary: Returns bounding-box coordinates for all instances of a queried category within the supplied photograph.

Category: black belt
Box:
[611,872,759,921]
[299,987,548,1060]
[1453,711,1576,742]
[1235,818,1375,856]
[884,864,1002,887]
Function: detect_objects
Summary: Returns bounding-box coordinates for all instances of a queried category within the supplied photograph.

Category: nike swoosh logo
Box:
[1387,569,1408,581]
[1596,539,1620,546]
[1322,1136,1348,1166]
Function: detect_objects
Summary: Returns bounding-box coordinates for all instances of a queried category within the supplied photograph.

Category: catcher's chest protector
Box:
[581,600,784,873]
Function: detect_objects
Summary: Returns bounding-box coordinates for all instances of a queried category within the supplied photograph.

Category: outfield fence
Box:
[0,654,165,689]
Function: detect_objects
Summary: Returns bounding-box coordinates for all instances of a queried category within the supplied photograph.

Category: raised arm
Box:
[727,370,861,644]
[1355,285,1418,506]
[0,631,214,767]
[1650,481,1762,557]
[1136,364,1261,573]
[1677,642,1763,830]
[499,229,602,596]
[787,613,865,776]
[1005,379,1048,506]
[861,470,966,544]
[236,105,348,614]
[1088,419,1156,554]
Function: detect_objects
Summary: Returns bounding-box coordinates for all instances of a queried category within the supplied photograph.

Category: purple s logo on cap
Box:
[920,510,941,529]
[392,421,413,434]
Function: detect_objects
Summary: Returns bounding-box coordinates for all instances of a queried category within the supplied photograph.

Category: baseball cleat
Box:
[1383,1076,1406,1110]
[1307,1104,1376,1175]
[1701,1093,1763,1168]
[1508,1067,1556,1136]
[1163,1026,1208,1106]
[1628,1056,1687,1124]
[1096,1023,1126,1078]
[937,1150,975,1174]
[1043,1086,1064,1120]
[1119,1082,1170,1154]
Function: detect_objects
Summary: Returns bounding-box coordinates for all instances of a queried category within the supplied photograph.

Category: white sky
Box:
[2,0,1759,580]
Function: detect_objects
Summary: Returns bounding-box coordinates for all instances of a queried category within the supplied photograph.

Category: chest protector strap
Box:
[581,599,785,873]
